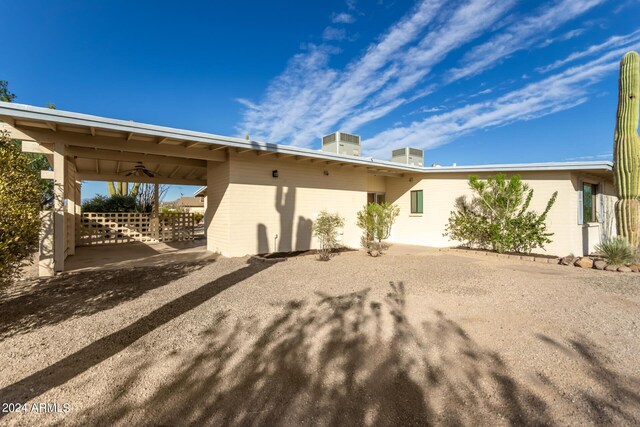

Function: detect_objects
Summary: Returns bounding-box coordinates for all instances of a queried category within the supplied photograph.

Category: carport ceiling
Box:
[1,113,230,185]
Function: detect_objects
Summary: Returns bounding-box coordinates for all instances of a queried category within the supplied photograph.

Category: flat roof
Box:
[0,101,613,176]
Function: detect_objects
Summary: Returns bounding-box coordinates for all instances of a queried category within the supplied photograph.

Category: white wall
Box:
[568,172,617,256]
[205,160,231,254]
[207,153,369,257]
[205,156,616,257]
[386,171,613,256]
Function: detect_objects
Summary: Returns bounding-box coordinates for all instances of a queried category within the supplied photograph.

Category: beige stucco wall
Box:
[366,174,387,193]
[205,160,231,254]
[205,155,616,257]
[568,172,617,256]
[386,171,615,256]
[207,153,369,257]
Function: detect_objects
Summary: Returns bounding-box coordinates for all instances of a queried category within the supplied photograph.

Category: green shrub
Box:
[312,211,345,260]
[193,212,204,223]
[82,194,139,213]
[444,174,558,254]
[595,237,635,265]
[356,202,399,256]
[0,130,42,288]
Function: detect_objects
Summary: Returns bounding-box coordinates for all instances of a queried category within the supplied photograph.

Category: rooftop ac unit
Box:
[391,147,424,166]
[321,131,361,156]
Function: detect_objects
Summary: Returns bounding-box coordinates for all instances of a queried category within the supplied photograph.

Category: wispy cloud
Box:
[237,0,630,158]
[613,0,637,14]
[447,0,605,82]
[536,28,640,73]
[539,27,586,48]
[365,44,636,159]
[332,12,356,24]
[322,27,348,41]
[418,105,447,114]
[238,0,513,146]
[565,152,612,161]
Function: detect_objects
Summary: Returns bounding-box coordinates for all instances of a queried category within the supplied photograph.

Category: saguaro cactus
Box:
[613,51,640,247]
[107,181,140,197]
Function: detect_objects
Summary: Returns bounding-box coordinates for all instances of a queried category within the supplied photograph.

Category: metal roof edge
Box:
[0,102,613,175]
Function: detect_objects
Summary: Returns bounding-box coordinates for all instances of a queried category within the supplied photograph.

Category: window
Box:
[582,182,597,223]
[367,192,385,204]
[410,190,423,214]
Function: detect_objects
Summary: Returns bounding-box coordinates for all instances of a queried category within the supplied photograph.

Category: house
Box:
[196,158,615,258]
[0,102,616,276]
[163,196,205,214]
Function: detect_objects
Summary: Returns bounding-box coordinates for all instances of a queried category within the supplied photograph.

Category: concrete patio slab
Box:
[64,238,216,272]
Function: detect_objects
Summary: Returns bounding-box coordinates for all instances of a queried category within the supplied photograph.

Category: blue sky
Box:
[4,0,640,200]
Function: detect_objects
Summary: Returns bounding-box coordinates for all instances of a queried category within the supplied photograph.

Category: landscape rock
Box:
[594,260,607,270]
[605,265,620,272]
[560,255,576,266]
[574,257,594,269]
[618,266,632,273]
[629,264,640,273]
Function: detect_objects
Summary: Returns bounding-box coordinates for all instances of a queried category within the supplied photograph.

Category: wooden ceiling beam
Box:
[17,128,225,162]
[257,150,277,157]
[66,146,207,168]
[76,172,205,186]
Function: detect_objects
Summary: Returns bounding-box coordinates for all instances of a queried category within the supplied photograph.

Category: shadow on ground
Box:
[0,257,280,414]
[0,261,209,340]
[71,283,559,426]
[4,267,638,426]
[536,333,640,425]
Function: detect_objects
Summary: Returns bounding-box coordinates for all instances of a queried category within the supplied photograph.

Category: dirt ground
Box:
[0,247,639,426]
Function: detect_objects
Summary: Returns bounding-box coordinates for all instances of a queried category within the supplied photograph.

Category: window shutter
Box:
[598,187,604,224]
[577,180,584,225]
[417,190,423,213]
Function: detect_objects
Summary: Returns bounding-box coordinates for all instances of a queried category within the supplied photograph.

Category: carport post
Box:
[152,183,160,240]
[53,142,65,273]
[154,183,159,215]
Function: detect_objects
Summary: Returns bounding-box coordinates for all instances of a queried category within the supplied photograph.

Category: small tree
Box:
[82,194,139,213]
[313,211,345,260]
[356,202,399,256]
[444,174,558,254]
[135,183,168,213]
[0,80,16,102]
[0,130,42,288]
[2,81,53,208]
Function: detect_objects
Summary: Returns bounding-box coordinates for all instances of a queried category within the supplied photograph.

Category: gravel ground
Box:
[0,248,639,426]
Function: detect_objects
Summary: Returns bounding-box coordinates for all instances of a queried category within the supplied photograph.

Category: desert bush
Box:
[313,211,345,260]
[356,202,399,256]
[595,237,635,265]
[444,174,558,254]
[0,130,42,288]
[193,212,205,223]
[82,194,139,213]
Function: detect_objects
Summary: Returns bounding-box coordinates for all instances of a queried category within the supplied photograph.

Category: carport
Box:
[0,103,225,276]
[2,102,441,275]
[2,102,404,276]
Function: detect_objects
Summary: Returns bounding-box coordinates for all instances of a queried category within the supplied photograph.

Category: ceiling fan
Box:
[121,162,159,178]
